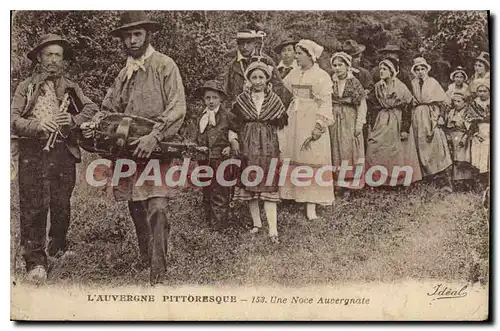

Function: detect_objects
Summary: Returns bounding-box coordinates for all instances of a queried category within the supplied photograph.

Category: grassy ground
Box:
[10,152,489,287]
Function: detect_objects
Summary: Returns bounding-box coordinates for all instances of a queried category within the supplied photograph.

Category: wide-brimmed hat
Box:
[475,51,490,68]
[449,66,469,81]
[236,29,258,40]
[342,39,366,57]
[111,11,161,37]
[379,43,402,53]
[244,60,273,81]
[274,36,298,54]
[27,33,73,62]
[195,80,227,98]
[236,22,267,39]
[411,57,431,75]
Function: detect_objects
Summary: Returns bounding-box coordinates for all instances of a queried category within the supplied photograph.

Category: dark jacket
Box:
[195,106,239,160]
[353,66,374,92]
[11,71,99,161]
[223,52,292,108]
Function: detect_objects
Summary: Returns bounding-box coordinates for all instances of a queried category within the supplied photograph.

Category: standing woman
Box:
[468,52,490,97]
[279,39,335,220]
[232,60,287,244]
[445,92,476,189]
[410,57,453,191]
[329,51,367,194]
[366,58,422,186]
[464,79,490,182]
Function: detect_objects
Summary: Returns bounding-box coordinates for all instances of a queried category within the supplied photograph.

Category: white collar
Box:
[203,105,220,114]
[126,44,155,65]
[475,97,490,107]
[474,71,490,80]
[277,59,297,69]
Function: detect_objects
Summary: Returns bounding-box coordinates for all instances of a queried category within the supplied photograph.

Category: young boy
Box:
[274,36,297,79]
[195,80,240,231]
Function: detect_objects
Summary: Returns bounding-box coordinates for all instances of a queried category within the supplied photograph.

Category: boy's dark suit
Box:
[195,106,239,230]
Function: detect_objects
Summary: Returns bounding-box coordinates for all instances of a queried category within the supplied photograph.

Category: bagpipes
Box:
[43,93,70,151]
[42,86,82,151]
[78,113,208,160]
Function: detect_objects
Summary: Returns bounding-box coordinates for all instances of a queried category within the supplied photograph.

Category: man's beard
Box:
[41,63,63,78]
[125,37,151,59]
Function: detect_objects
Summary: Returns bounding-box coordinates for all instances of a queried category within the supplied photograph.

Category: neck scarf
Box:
[465,97,490,123]
[251,91,265,116]
[124,45,155,81]
[332,71,365,106]
[199,105,220,133]
[377,77,396,99]
[236,90,285,122]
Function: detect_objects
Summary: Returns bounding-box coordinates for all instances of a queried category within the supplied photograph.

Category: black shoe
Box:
[47,239,67,257]
[215,222,230,233]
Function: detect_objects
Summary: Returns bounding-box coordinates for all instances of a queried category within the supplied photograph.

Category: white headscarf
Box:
[331,52,352,68]
[411,57,432,77]
[379,59,399,77]
[296,39,324,62]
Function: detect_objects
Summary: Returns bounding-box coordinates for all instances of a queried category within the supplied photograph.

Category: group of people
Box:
[204,22,491,245]
[11,11,490,286]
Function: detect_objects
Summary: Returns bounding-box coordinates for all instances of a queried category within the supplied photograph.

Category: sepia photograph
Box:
[9,9,490,321]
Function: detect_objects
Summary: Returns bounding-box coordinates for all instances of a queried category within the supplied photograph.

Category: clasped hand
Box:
[222,139,240,157]
[301,125,323,151]
[40,113,73,134]
[80,122,96,138]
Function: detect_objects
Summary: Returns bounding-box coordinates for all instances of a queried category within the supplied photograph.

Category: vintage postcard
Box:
[10,10,490,321]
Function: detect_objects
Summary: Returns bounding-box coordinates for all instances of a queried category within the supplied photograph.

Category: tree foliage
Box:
[11,10,489,137]
[422,11,489,76]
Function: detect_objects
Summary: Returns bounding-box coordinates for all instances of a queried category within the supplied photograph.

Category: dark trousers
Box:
[200,159,230,230]
[128,197,170,285]
[18,140,76,272]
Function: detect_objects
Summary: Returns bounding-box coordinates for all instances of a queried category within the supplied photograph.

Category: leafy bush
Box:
[11,10,489,135]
